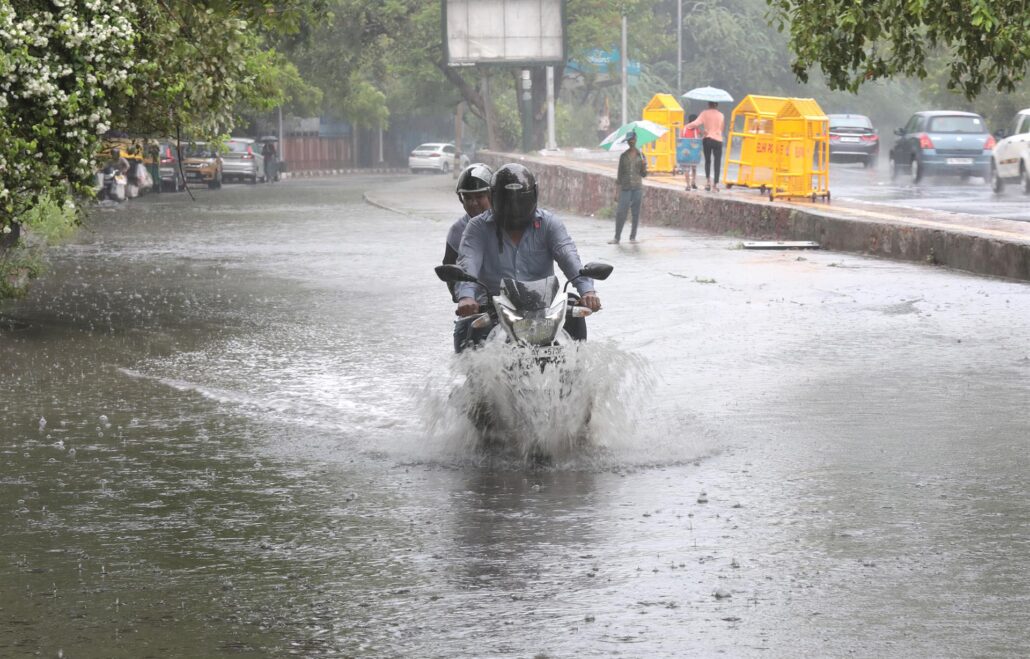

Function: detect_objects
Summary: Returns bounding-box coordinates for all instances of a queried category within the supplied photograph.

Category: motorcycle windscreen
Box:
[500,277,559,311]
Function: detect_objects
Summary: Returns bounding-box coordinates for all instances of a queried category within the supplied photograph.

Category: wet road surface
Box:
[2,175,1029,657]
[829,162,1030,222]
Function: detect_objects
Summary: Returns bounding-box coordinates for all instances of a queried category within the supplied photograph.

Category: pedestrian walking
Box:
[609,131,647,244]
[684,101,725,191]
[679,114,701,190]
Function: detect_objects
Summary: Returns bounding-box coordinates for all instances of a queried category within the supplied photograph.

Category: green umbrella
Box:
[599,120,668,150]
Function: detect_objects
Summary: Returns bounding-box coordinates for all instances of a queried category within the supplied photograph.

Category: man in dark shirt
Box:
[610,131,648,244]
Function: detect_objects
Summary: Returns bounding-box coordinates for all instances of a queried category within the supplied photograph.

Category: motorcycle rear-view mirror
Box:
[578,262,614,281]
[435,264,478,284]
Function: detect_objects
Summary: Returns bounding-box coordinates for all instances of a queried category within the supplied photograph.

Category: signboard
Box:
[444,0,565,66]
[566,48,641,76]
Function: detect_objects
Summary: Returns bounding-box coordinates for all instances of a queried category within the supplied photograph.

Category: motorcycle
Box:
[434,261,614,456]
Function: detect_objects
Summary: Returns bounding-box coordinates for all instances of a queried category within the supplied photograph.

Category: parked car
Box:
[408,142,470,174]
[889,111,994,183]
[222,137,265,183]
[990,108,1030,194]
[181,142,223,189]
[827,114,879,168]
[154,141,185,191]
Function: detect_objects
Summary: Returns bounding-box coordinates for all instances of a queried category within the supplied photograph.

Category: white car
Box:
[991,108,1030,194]
[408,142,469,174]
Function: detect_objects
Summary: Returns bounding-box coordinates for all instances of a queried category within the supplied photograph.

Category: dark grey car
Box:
[828,114,879,168]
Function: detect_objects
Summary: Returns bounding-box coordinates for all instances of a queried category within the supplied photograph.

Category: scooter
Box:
[435,262,613,450]
[96,165,127,202]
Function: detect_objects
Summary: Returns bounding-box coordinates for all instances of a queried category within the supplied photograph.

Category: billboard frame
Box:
[442,0,568,68]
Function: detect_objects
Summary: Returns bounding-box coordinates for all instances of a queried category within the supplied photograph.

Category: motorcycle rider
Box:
[446,163,494,352]
[443,163,494,274]
[454,163,601,351]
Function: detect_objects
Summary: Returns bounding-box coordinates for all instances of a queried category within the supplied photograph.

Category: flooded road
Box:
[2,175,1029,657]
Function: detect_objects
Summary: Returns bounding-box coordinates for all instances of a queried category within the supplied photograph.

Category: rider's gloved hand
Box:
[580,291,601,311]
[456,297,479,317]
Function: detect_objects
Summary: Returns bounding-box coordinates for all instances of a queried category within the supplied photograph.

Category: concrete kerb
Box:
[282,167,405,179]
[363,191,419,218]
[477,151,1030,282]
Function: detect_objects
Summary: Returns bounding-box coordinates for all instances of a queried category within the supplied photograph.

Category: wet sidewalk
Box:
[473,150,1030,282]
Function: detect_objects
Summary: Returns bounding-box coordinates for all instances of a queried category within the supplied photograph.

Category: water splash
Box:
[418,338,655,468]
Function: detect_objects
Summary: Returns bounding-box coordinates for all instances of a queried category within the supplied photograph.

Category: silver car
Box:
[408,142,469,174]
[222,137,266,183]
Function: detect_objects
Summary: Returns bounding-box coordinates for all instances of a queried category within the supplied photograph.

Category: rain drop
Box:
[39,417,47,432]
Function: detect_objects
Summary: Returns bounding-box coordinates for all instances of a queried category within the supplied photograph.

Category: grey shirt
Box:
[456,208,594,302]
[446,214,471,255]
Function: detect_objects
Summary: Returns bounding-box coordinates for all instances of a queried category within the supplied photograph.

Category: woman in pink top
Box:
[684,102,726,191]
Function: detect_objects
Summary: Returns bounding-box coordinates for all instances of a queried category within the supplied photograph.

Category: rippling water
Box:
[2,177,1028,657]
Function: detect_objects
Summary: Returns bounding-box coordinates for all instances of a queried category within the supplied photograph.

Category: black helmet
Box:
[455,163,493,200]
[491,163,538,231]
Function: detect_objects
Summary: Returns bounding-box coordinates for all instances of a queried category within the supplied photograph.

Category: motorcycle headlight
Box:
[502,302,561,345]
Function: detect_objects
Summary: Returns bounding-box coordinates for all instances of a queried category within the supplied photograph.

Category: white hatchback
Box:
[991,108,1030,194]
[408,142,469,174]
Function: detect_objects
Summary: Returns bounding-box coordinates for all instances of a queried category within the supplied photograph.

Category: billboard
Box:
[444,0,565,66]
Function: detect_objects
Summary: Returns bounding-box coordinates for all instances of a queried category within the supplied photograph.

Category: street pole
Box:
[546,66,556,150]
[621,16,628,126]
[277,105,285,165]
[454,101,464,177]
[677,0,682,97]
[521,69,533,153]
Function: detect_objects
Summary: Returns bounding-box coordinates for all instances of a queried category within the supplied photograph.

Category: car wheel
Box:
[910,156,923,183]
[441,161,451,174]
[990,162,1004,194]
[410,168,418,174]
[1022,164,1030,194]
[864,155,878,170]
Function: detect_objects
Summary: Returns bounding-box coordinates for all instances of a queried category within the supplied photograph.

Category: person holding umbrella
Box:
[684,102,726,191]
[610,130,648,244]
[682,87,732,192]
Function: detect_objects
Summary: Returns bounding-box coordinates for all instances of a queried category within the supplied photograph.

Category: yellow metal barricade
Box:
[769,98,829,201]
[723,95,787,191]
[641,93,683,174]
[724,96,830,201]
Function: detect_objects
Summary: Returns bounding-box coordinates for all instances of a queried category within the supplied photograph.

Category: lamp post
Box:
[677,0,682,96]
[621,15,627,126]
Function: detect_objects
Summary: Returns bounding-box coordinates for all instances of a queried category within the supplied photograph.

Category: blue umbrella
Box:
[682,86,734,103]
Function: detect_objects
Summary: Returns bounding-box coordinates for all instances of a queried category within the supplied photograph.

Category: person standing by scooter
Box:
[454,163,601,351]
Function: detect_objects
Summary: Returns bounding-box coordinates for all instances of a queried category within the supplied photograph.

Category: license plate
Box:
[840,137,860,143]
[946,158,973,165]
[187,172,202,179]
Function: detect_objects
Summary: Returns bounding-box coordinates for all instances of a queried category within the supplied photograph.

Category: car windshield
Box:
[227,141,253,154]
[927,115,985,134]
[184,144,214,158]
[829,115,872,129]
